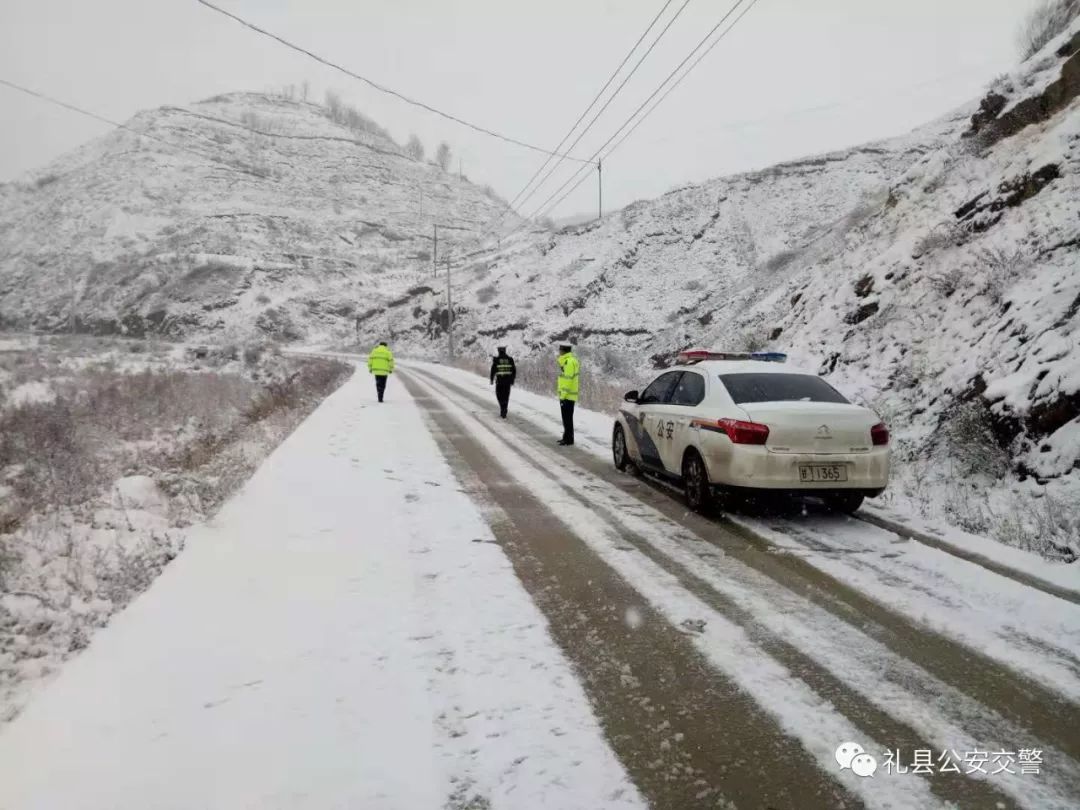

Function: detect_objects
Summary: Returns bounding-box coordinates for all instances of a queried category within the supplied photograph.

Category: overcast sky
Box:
[1,0,1041,216]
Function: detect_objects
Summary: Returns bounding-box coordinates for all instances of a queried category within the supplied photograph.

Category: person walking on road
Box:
[368,341,395,402]
[556,343,579,446]
[489,346,517,419]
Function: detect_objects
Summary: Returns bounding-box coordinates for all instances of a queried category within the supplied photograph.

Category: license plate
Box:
[798,464,848,483]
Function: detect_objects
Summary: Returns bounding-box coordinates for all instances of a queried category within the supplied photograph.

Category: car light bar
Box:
[677,348,788,364]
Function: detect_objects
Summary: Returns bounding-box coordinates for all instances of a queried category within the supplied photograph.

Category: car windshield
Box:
[719,373,849,404]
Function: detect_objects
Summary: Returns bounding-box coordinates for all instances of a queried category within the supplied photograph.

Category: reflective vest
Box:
[494,357,514,377]
[557,352,580,401]
[368,344,394,375]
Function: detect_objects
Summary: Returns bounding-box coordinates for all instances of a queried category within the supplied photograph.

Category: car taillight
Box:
[717,418,770,445]
[871,422,889,446]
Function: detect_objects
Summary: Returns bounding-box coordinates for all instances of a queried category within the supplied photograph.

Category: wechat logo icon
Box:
[836,742,878,778]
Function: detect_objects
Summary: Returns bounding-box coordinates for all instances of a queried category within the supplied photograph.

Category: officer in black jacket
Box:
[489,346,517,419]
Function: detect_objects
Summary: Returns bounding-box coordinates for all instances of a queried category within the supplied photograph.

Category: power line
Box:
[487,0,678,231]
[0,77,258,177]
[506,0,758,236]
[605,0,762,160]
[195,0,593,164]
[505,0,695,223]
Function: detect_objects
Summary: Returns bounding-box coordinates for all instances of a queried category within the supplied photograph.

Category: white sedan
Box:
[612,350,890,513]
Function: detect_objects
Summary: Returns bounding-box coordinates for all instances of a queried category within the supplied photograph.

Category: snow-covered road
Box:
[2,360,1079,810]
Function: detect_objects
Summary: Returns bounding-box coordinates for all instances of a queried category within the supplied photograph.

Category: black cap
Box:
[559,344,572,352]
[379,341,387,346]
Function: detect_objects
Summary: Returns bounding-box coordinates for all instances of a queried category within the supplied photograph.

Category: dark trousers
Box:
[375,374,387,402]
[560,399,575,444]
[495,380,512,417]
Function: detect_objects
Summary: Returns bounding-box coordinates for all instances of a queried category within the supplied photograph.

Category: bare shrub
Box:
[323,90,392,141]
[976,245,1026,304]
[93,536,181,609]
[938,401,1009,476]
[476,284,497,304]
[436,142,452,171]
[1017,0,1080,59]
[736,330,769,352]
[993,493,1079,561]
[683,279,705,292]
[255,292,271,305]
[405,134,424,161]
[242,359,349,426]
[243,343,265,366]
[912,222,964,258]
[928,266,965,298]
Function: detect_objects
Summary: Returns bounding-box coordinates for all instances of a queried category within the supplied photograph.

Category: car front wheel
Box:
[612,423,630,471]
[683,450,713,514]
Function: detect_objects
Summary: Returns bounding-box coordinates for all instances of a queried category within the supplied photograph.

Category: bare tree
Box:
[325,90,343,120]
[301,80,310,102]
[435,141,452,172]
[405,134,425,161]
[1017,0,1080,59]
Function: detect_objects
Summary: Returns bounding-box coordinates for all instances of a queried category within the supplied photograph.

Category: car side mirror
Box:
[624,390,639,403]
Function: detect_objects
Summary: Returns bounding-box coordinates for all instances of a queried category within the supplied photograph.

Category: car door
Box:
[632,371,683,470]
[664,370,707,472]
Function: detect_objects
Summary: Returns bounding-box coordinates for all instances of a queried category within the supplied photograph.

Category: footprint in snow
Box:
[679,618,707,635]
[405,492,420,503]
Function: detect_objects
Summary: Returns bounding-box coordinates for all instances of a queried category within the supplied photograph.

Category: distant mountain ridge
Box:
[0,92,513,344]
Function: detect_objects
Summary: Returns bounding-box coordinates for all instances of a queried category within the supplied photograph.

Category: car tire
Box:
[826,493,864,514]
[683,450,713,514]
[612,423,630,471]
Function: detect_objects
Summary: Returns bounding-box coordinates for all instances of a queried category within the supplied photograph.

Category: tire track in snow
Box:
[410,364,1080,767]
[741,513,1080,703]
[400,375,866,809]
[407,369,1080,808]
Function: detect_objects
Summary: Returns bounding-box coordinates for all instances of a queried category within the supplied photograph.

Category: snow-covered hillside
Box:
[0,92,515,344]
[1,26,1077,557]
[381,25,1080,558]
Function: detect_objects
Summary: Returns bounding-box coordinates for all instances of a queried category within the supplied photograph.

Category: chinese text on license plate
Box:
[799,464,848,483]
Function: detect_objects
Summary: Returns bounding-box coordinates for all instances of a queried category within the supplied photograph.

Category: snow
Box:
[111,475,170,515]
[409,361,1080,702]
[0,369,642,810]
[8,381,54,405]
[406,367,1080,809]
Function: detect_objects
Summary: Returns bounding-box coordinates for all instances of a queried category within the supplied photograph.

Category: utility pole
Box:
[597,159,603,221]
[445,254,454,360]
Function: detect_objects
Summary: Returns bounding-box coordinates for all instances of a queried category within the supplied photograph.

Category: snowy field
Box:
[0,367,642,810]
[0,335,349,723]
[2,356,1078,808]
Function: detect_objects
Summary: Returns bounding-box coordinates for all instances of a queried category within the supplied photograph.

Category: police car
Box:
[612,349,890,513]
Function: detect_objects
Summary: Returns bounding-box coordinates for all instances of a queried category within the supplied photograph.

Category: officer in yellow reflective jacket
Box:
[556,343,580,446]
[367,341,395,403]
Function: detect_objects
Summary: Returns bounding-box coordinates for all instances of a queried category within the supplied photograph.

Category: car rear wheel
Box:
[683,450,713,514]
[826,492,864,514]
[612,423,631,472]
